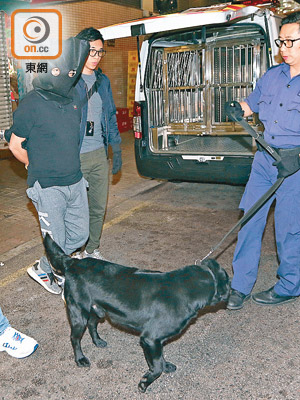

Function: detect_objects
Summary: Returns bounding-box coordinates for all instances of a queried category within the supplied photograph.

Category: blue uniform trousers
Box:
[231,150,300,296]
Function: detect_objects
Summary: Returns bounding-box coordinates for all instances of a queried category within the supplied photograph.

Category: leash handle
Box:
[237,118,281,162]
[226,102,281,162]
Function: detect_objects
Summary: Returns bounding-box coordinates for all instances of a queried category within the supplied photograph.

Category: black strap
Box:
[196,176,284,264]
[81,81,98,107]
[196,117,284,264]
[237,118,281,162]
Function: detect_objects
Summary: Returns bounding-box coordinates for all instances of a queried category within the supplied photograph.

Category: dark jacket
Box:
[5,90,82,188]
[76,68,121,153]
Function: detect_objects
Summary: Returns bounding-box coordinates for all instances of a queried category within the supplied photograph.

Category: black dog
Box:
[43,234,230,392]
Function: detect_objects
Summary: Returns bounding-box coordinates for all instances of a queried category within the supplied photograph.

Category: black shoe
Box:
[227,289,250,310]
[252,286,297,306]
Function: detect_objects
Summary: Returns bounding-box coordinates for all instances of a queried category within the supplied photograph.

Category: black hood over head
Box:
[33,37,89,104]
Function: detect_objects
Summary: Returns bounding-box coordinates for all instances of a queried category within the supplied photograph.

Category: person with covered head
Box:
[5,37,90,295]
[226,11,300,310]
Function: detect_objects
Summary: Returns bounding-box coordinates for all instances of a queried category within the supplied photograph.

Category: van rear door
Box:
[101,4,262,40]
[100,5,281,184]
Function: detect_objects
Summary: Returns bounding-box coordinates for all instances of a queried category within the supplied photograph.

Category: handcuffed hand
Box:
[111,143,122,174]
[224,101,244,122]
[4,128,12,142]
[272,152,300,178]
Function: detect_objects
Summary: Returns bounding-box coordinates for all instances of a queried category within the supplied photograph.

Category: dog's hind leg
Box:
[67,306,90,367]
[138,336,164,393]
[87,313,107,348]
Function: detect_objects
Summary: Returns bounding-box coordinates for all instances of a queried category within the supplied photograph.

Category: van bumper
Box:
[135,141,253,185]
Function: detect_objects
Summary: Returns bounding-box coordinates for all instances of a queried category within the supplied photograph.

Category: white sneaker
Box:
[61,288,65,303]
[52,271,65,288]
[0,326,38,358]
[82,249,105,260]
[72,252,83,259]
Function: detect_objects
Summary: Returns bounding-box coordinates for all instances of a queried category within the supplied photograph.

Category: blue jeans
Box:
[232,150,300,296]
[26,177,89,273]
[0,306,10,334]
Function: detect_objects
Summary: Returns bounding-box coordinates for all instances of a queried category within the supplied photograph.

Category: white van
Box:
[101,4,282,184]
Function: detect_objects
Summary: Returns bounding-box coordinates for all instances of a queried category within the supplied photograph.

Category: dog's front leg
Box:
[87,313,107,348]
[138,336,164,393]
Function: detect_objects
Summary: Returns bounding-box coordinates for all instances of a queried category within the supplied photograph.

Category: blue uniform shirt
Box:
[246,62,300,148]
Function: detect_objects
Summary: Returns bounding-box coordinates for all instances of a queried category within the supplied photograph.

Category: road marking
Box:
[0,202,150,288]
[0,263,34,288]
[103,201,150,229]
[0,237,41,262]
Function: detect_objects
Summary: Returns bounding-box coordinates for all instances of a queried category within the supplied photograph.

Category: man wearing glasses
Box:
[227,11,300,310]
[75,27,122,259]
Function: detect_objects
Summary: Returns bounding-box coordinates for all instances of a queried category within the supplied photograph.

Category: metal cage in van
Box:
[101,5,281,184]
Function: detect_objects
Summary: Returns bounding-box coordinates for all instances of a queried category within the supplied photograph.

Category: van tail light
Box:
[133,101,142,139]
[240,0,279,5]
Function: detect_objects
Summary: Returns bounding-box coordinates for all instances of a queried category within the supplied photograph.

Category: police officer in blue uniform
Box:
[227,11,300,310]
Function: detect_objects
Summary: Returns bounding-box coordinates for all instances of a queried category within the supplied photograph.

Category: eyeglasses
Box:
[275,38,300,48]
[89,48,106,57]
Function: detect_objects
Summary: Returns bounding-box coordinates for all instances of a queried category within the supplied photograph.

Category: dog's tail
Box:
[43,233,73,276]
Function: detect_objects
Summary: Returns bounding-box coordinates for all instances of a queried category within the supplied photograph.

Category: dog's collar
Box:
[201,265,217,300]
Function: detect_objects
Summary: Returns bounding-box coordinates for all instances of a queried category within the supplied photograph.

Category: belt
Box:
[276,146,300,157]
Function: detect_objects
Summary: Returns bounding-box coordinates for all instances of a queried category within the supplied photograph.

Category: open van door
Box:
[100,4,282,184]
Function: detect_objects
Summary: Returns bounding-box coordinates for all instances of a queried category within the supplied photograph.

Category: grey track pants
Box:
[26,178,89,273]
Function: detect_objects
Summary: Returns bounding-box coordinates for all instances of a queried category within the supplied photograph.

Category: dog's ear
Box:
[43,233,72,275]
[201,258,221,274]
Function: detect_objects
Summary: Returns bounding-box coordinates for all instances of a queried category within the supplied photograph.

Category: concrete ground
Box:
[0,132,300,400]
